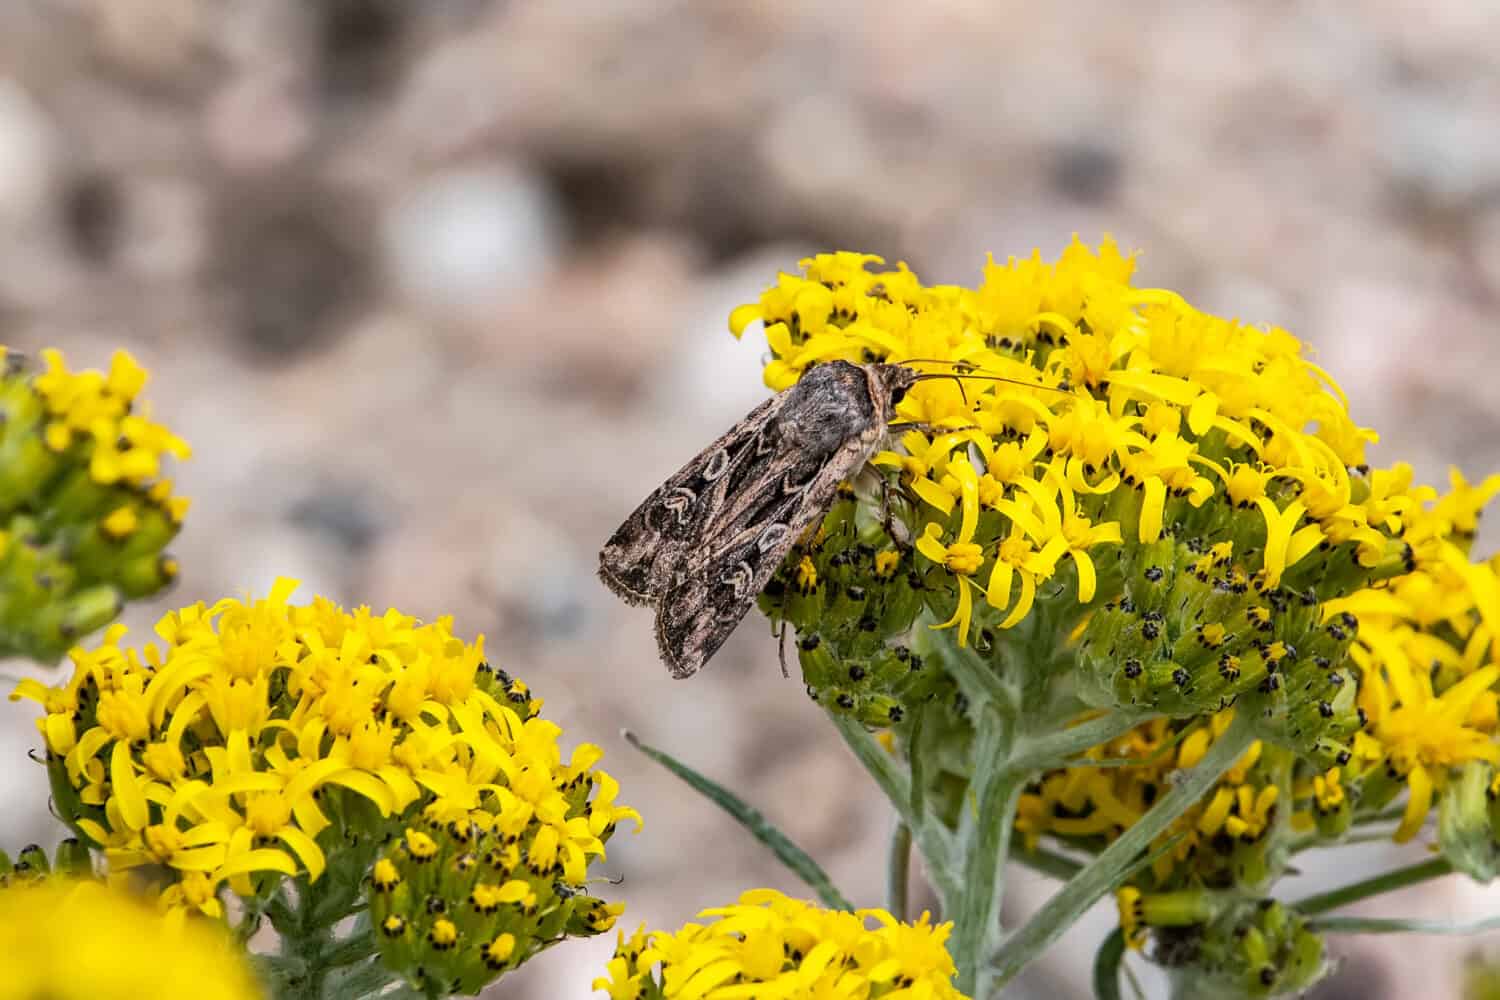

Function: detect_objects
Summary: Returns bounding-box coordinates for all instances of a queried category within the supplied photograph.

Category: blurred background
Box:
[2,1,1500,996]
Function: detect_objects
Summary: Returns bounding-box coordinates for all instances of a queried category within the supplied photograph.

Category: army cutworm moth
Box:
[599,361,918,678]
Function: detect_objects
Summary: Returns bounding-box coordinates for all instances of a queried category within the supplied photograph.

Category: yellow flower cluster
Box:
[733,240,1421,644]
[30,347,191,491]
[1018,712,1288,895]
[0,348,189,660]
[11,578,640,920]
[0,878,261,1000]
[594,889,968,1000]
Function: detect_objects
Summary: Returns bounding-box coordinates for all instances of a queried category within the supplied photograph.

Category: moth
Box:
[599,360,918,678]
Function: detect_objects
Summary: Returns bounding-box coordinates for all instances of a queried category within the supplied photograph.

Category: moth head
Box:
[874,364,920,412]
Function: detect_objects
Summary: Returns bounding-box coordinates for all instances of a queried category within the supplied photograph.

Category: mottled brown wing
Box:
[652,430,875,677]
[597,394,784,606]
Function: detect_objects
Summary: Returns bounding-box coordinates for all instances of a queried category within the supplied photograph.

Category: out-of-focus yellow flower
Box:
[0,879,260,1000]
[0,348,188,661]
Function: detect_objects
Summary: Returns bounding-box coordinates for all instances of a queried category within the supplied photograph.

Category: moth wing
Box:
[598,395,783,605]
[653,435,869,677]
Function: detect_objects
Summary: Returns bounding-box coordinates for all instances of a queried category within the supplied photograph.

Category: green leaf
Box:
[1006,710,1149,774]
[319,933,380,970]
[327,958,401,999]
[250,955,309,999]
[625,730,855,912]
[1092,928,1125,1000]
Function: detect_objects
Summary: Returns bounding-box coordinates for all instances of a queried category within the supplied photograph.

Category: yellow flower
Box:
[1360,662,1500,842]
[1025,469,1123,603]
[916,457,987,644]
[14,578,637,915]
[602,889,969,1000]
[0,879,261,1000]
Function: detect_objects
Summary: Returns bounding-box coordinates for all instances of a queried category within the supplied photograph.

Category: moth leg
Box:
[868,466,913,551]
[777,622,790,678]
[879,473,903,549]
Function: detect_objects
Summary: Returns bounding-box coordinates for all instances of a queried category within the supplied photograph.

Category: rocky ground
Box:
[2,2,1499,997]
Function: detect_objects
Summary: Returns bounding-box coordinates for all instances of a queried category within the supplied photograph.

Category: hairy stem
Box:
[887,820,912,920]
[951,709,1019,998]
[831,714,960,901]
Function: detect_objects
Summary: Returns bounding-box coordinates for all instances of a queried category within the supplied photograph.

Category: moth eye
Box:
[889,385,908,407]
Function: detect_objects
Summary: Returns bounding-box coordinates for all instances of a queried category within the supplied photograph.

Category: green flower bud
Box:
[1153,899,1328,999]
[1440,760,1500,881]
[368,822,623,995]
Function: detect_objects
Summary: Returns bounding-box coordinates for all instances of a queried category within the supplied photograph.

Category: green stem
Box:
[887,821,912,920]
[831,715,960,902]
[951,710,1019,999]
[1308,913,1500,935]
[1092,928,1126,1000]
[989,709,1257,987]
[1289,827,1400,854]
[1296,857,1454,916]
[286,880,335,1000]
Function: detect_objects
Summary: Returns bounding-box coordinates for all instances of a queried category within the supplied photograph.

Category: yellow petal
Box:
[1140,477,1166,543]
[1394,766,1432,844]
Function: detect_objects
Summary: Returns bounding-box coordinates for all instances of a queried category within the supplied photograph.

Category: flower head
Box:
[0,348,188,661]
[12,578,638,946]
[595,889,969,1000]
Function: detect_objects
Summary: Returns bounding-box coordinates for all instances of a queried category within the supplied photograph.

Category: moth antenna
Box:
[915,372,970,405]
[895,355,1073,395]
[910,371,1070,395]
